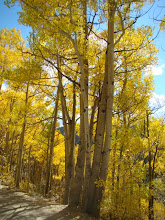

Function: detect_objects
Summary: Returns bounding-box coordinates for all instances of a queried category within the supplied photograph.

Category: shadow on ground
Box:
[0,186,92,220]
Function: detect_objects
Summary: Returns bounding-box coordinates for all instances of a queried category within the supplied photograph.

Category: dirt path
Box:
[0,185,92,220]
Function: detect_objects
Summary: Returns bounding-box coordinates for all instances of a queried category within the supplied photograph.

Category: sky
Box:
[134,0,165,93]
[133,0,165,116]
[0,0,165,116]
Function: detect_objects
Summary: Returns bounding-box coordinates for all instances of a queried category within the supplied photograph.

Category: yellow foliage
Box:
[95,179,105,188]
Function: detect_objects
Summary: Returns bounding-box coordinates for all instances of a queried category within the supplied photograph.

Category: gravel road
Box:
[0,185,92,220]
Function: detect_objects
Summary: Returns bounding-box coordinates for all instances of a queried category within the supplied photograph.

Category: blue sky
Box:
[0,1,31,39]
[133,0,165,116]
[134,0,165,96]
[0,0,165,114]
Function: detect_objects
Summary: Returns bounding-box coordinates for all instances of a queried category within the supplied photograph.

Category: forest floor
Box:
[0,185,93,220]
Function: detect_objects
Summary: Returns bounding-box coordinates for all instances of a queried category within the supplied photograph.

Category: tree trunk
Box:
[89,97,98,146]
[5,99,15,156]
[68,83,76,179]
[147,111,154,220]
[9,130,15,171]
[27,145,32,193]
[57,56,76,204]
[45,88,59,196]
[15,83,29,188]
[65,84,76,203]
[86,1,116,216]
[69,0,90,207]
[5,131,10,155]
[57,56,70,204]
[112,142,116,191]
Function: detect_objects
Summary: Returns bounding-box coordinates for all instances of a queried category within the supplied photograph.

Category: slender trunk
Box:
[15,83,29,188]
[46,136,50,189]
[117,113,126,194]
[63,121,71,204]
[39,163,43,194]
[15,122,26,188]
[5,99,15,155]
[69,0,90,207]
[81,0,92,210]
[9,131,15,171]
[27,145,32,193]
[57,56,76,204]
[69,94,86,206]
[45,87,59,196]
[117,145,123,191]
[69,83,76,179]
[112,115,119,192]
[57,56,71,204]
[66,84,76,203]
[89,97,98,147]
[112,143,116,191]
[147,111,154,220]
[5,132,10,155]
